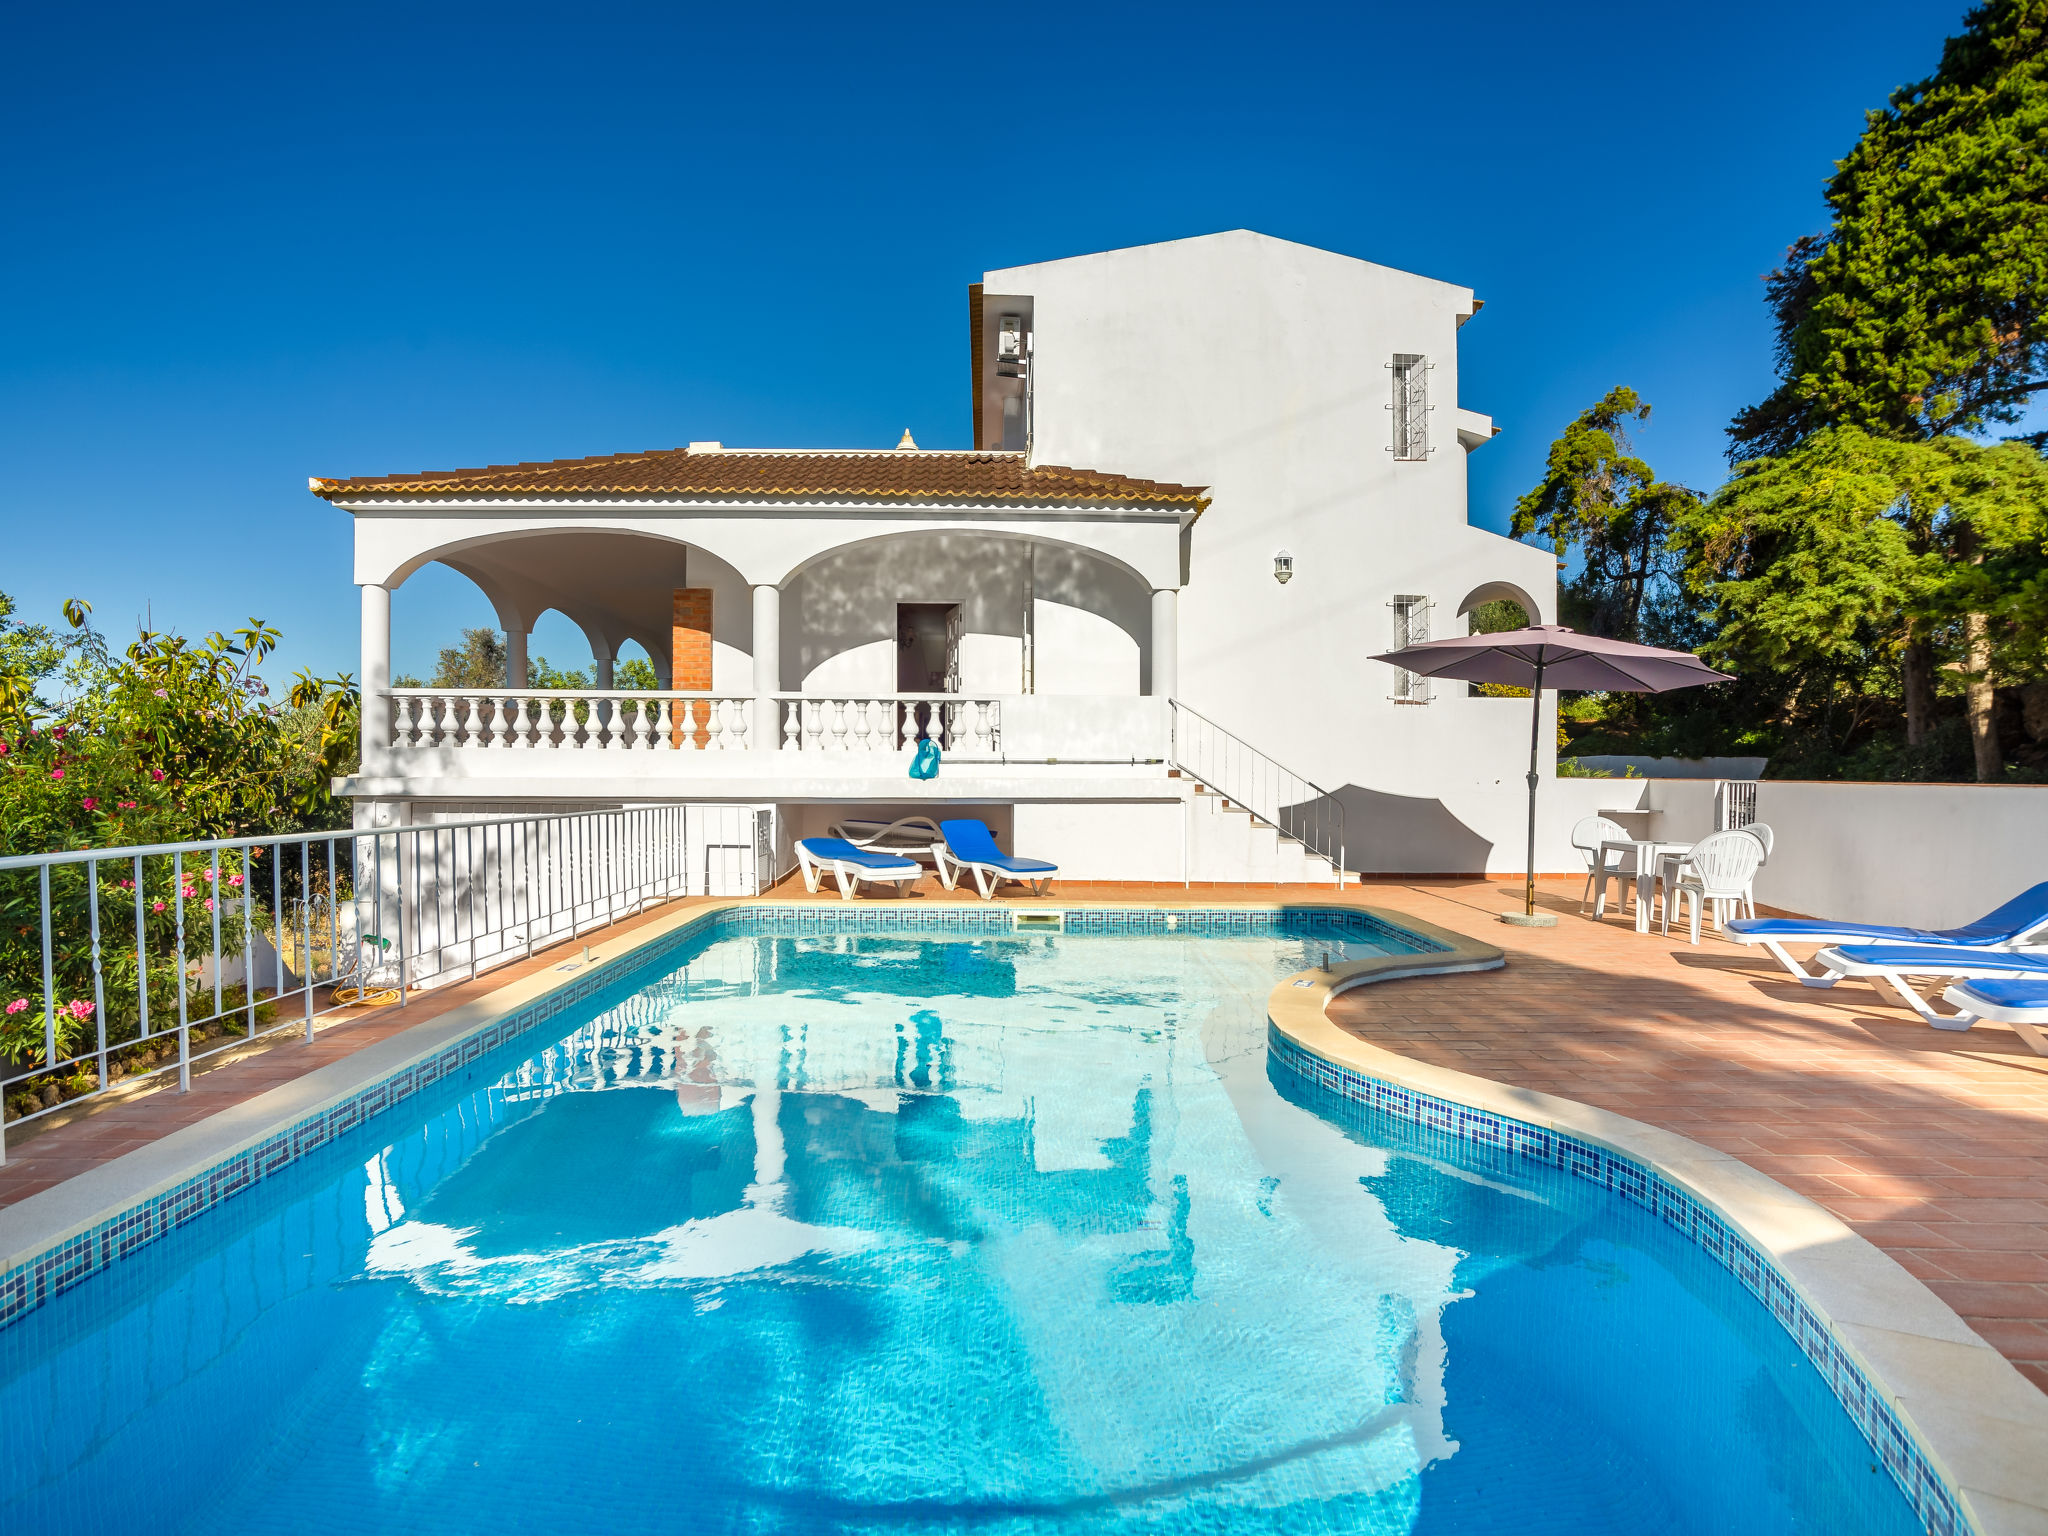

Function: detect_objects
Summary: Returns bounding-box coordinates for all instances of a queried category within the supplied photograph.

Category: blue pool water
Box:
[2,917,1922,1534]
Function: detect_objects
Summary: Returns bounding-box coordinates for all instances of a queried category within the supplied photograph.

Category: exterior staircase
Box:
[1168,703,1347,887]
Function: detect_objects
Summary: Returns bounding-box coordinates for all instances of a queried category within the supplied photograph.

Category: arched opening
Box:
[1455,582,1541,699]
[1455,580,1541,634]
[781,530,1150,695]
[391,530,754,692]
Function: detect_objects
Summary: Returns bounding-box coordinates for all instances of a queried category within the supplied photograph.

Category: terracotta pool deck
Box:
[3,874,2044,1397]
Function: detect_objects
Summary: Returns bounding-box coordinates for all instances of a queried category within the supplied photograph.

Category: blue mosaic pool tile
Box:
[1266,1028,1973,1536]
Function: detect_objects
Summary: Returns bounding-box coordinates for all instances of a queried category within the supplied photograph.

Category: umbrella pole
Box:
[1525,658,1545,917]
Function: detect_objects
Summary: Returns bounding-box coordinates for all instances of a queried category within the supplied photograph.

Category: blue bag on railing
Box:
[909,738,941,780]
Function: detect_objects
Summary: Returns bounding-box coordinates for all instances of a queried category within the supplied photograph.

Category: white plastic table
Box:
[1596,839,1695,933]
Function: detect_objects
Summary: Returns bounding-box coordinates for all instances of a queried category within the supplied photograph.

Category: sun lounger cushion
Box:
[797,838,920,872]
[1947,977,2048,1014]
[1827,944,2048,974]
[938,820,1057,874]
[1728,881,2048,948]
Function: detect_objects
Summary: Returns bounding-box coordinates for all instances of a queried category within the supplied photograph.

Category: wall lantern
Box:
[1273,551,1294,585]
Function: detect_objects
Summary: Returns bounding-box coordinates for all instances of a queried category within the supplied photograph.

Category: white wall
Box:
[1341,775,1644,875]
[1635,781,2048,929]
[1598,778,2048,927]
[1002,697,1169,759]
[1012,801,1182,882]
[782,533,1145,696]
[983,231,1559,860]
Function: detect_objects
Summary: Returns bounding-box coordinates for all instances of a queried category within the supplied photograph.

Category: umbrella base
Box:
[1498,911,1559,928]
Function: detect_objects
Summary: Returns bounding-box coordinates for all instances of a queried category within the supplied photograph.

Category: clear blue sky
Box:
[0,0,1970,684]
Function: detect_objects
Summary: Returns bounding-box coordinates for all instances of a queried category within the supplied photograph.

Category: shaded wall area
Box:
[783,534,1148,695]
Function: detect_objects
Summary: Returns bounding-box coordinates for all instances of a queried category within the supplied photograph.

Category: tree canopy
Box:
[0,596,356,858]
[394,627,660,690]
[1510,387,1701,645]
[1731,0,2048,458]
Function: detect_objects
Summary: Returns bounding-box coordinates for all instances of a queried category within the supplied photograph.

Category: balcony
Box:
[346,689,1175,804]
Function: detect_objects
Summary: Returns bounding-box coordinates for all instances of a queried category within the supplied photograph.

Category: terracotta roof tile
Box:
[309,448,1206,505]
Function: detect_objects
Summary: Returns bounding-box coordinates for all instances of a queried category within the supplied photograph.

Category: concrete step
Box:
[1181,782,1341,884]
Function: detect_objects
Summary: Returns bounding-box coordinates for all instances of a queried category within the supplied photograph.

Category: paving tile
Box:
[1922,1281,2048,1321]
[1919,1250,2048,1285]
[1317,876,2048,1388]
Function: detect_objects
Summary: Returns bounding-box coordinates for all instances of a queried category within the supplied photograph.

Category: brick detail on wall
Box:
[672,589,713,689]
[672,589,713,746]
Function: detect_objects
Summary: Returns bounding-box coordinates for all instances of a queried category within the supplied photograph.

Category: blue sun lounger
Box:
[1806,943,2048,1028]
[1727,881,2048,985]
[796,837,922,901]
[1939,978,2048,1057]
[934,819,1059,901]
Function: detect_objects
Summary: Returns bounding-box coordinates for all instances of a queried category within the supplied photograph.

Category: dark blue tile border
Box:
[1267,1027,1972,1536]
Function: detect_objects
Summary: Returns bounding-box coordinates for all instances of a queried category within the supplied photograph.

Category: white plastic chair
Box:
[1736,822,1774,917]
[1662,830,1768,945]
[1570,815,1639,915]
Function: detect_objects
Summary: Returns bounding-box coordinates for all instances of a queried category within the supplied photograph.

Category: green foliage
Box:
[529,655,589,689]
[400,626,657,691]
[1510,388,1701,643]
[0,596,361,1088]
[0,593,82,720]
[1677,428,1922,677]
[1465,599,1530,635]
[0,594,357,854]
[1581,2,2048,781]
[425,627,507,689]
[1731,0,2048,457]
[401,626,661,694]
[1663,428,2048,777]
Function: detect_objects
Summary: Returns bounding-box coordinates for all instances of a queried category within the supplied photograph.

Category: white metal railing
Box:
[1715,779,1760,830]
[775,695,1002,755]
[0,804,766,1160]
[1169,701,1347,885]
[390,689,755,752]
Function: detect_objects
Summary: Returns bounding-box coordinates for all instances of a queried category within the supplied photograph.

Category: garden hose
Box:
[332,985,401,1008]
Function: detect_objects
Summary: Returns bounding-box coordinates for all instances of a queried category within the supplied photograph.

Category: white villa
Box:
[318,230,1558,885]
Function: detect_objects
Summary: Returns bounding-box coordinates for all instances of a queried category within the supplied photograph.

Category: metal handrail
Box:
[1168,701,1348,886]
[0,805,767,1160]
[1714,779,1760,830]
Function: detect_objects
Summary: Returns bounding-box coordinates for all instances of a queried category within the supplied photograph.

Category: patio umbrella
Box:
[1370,625,1731,925]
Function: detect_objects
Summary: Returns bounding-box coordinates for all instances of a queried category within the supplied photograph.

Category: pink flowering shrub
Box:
[1,597,356,1092]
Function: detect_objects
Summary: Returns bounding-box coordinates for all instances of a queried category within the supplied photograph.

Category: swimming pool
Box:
[1,911,1925,1534]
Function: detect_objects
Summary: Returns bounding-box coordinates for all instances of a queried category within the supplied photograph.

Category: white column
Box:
[753,584,782,752]
[1021,542,1035,694]
[592,651,614,729]
[361,584,391,768]
[1149,587,1179,699]
[505,627,528,689]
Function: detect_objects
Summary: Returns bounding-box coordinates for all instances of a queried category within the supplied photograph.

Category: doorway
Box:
[896,603,961,693]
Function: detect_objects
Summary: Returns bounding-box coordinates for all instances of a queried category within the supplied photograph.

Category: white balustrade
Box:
[386,691,1001,758]
[387,691,754,754]
[771,696,1002,754]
